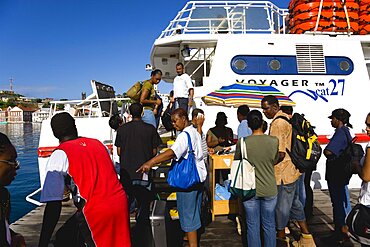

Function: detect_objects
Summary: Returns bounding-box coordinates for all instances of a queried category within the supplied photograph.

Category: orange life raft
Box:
[288,0,369,34]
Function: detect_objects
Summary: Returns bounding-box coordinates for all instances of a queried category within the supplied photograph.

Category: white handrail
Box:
[159,1,288,38]
[25,188,43,206]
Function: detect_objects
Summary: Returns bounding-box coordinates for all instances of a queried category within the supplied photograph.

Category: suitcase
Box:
[150,200,170,247]
[132,200,182,247]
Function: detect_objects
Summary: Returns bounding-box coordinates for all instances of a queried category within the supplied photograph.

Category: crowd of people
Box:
[1,65,370,247]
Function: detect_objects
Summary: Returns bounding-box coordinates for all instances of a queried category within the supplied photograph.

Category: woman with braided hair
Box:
[0,132,25,247]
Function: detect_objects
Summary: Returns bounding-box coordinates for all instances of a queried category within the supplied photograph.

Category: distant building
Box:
[0,90,14,95]
[8,106,23,122]
[8,106,37,123]
[0,109,7,123]
[32,109,49,123]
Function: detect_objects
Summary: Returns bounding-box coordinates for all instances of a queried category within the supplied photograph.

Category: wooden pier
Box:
[11,189,362,247]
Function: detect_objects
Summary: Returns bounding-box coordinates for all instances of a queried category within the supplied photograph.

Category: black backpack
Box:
[161,105,174,131]
[276,113,322,172]
[346,203,370,245]
[338,133,364,178]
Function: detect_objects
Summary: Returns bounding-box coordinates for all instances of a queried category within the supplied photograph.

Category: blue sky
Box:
[0,0,290,100]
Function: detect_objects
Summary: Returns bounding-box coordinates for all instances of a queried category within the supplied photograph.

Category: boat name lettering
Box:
[289,79,346,103]
[236,79,309,87]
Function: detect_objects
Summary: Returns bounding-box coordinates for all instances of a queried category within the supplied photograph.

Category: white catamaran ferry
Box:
[149,1,370,189]
[34,1,370,205]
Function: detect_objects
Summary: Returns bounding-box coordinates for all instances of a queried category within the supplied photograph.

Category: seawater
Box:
[0,123,41,223]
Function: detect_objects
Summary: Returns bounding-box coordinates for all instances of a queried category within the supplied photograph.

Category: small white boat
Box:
[29,80,129,206]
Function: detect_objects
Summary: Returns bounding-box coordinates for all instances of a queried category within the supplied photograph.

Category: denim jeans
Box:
[142,109,156,128]
[276,181,306,230]
[304,168,314,218]
[243,195,277,247]
[175,98,189,113]
[327,182,351,232]
[297,173,306,207]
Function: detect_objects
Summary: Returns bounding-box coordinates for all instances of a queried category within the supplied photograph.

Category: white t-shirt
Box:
[359,144,370,206]
[170,125,207,182]
[173,73,193,98]
[40,150,69,202]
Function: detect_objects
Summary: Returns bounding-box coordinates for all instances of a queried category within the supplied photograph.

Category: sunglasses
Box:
[0,160,20,169]
[366,123,370,128]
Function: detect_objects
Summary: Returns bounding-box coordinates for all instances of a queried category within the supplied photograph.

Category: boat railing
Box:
[47,97,131,119]
[159,1,288,38]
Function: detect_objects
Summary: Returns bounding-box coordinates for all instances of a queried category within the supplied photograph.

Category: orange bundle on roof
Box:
[291,1,359,13]
[288,0,360,34]
[359,0,370,34]
[291,21,359,34]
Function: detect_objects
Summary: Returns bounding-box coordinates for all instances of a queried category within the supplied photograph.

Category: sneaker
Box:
[277,237,291,247]
[296,234,316,247]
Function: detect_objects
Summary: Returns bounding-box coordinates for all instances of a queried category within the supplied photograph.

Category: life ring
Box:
[291,10,359,22]
[291,2,360,14]
[290,0,359,12]
[360,10,370,17]
[290,21,359,34]
[359,4,370,12]
[359,14,370,23]
[290,18,359,28]
[359,25,370,35]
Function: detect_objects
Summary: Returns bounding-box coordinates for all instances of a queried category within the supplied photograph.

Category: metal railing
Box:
[47,97,131,118]
[159,1,288,38]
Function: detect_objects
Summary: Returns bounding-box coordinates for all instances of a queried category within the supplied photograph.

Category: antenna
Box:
[9,77,13,92]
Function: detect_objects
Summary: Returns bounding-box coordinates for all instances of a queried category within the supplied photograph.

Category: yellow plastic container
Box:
[167,140,175,148]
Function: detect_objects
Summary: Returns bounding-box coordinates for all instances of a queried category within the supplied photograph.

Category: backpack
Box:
[346,203,370,245]
[276,113,322,172]
[126,81,143,101]
[161,104,174,131]
[338,133,364,178]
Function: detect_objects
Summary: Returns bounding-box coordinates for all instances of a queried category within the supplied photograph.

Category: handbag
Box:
[345,203,370,245]
[167,131,200,189]
[230,138,256,201]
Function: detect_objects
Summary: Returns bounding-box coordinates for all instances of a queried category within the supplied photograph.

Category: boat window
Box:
[245,8,270,30]
[191,7,227,19]
[269,59,281,70]
[234,59,247,70]
[188,7,228,31]
[339,61,350,71]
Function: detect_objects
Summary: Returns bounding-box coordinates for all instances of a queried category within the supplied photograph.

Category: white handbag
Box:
[230,137,256,201]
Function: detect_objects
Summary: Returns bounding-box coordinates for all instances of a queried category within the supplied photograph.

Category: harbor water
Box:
[0,123,41,223]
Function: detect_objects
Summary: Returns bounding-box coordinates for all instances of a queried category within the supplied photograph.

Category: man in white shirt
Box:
[173,62,194,113]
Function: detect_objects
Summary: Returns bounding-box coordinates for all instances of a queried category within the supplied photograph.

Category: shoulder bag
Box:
[230,138,256,201]
[167,131,200,189]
